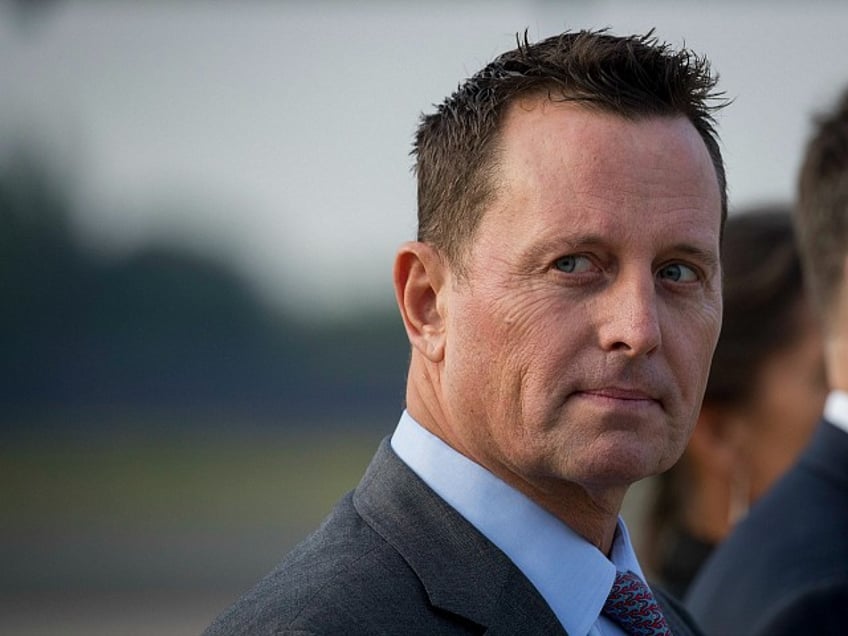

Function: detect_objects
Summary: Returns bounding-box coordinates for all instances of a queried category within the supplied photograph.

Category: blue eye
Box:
[658,263,698,282]
[554,255,593,273]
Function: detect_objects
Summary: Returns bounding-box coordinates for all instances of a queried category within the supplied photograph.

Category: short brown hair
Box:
[707,206,809,405]
[797,89,848,326]
[413,29,728,270]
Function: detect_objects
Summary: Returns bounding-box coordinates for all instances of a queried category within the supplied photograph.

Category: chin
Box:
[578,441,666,486]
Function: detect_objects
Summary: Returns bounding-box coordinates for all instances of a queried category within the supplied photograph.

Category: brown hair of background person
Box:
[643,206,827,598]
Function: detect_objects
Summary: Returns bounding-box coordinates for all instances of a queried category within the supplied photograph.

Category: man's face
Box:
[439,99,723,494]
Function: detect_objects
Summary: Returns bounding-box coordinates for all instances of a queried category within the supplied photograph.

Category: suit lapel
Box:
[653,585,704,636]
[353,439,566,635]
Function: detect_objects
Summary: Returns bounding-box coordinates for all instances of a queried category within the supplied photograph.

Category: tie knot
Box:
[603,571,671,636]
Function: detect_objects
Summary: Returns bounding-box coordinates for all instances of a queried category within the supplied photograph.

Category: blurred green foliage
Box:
[0,149,409,430]
[0,143,408,635]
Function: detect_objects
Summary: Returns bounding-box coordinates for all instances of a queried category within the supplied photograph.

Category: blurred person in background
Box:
[686,90,848,635]
[642,206,827,598]
[205,28,727,635]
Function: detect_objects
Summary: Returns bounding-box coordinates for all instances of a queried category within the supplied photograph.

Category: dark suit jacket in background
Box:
[685,420,848,635]
[205,438,701,635]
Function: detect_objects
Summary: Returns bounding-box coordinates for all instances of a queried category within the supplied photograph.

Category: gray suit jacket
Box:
[205,438,701,635]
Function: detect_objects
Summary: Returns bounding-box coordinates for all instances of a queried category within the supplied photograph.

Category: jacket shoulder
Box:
[204,491,482,635]
[753,576,848,636]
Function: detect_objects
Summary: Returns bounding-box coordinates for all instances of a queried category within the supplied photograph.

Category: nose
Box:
[598,272,662,357]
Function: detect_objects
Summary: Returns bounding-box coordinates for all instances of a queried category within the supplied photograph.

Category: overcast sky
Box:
[3,1,848,317]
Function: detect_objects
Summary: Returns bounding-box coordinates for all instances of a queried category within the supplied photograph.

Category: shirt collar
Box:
[824,389,848,435]
[391,410,643,636]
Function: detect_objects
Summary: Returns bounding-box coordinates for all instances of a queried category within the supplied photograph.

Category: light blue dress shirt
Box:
[824,389,848,435]
[391,410,648,636]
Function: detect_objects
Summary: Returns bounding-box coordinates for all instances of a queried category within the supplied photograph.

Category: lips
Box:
[572,385,666,412]
[580,387,657,401]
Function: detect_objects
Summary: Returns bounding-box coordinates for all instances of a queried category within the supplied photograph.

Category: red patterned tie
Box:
[603,570,671,636]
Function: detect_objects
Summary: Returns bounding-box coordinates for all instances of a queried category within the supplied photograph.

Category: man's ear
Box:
[393,241,448,362]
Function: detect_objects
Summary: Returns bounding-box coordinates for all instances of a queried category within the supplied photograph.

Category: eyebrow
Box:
[669,243,721,273]
[516,234,607,272]
[516,235,720,273]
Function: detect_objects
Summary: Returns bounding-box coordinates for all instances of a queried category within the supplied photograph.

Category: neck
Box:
[510,475,626,555]
[404,353,626,555]
[826,337,848,391]
[824,290,848,389]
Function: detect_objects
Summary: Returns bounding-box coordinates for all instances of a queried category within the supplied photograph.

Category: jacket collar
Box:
[352,438,566,635]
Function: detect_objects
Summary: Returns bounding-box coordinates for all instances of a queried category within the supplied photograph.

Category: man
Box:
[685,92,848,635]
[206,29,726,635]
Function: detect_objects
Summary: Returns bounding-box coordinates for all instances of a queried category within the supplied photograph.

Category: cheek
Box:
[695,299,724,360]
[663,329,718,404]
[673,303,723,387]
[444,295,523,402]
[474,288,568,357]
[450,292,586,415]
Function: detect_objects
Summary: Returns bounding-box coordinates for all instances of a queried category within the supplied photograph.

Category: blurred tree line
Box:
[0,150,409,433]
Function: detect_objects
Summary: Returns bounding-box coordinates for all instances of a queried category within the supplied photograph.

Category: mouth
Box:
[574,387,662,409]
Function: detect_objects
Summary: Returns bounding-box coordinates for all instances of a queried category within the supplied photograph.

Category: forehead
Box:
[479,98,722,248]
[499,98,716,189]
